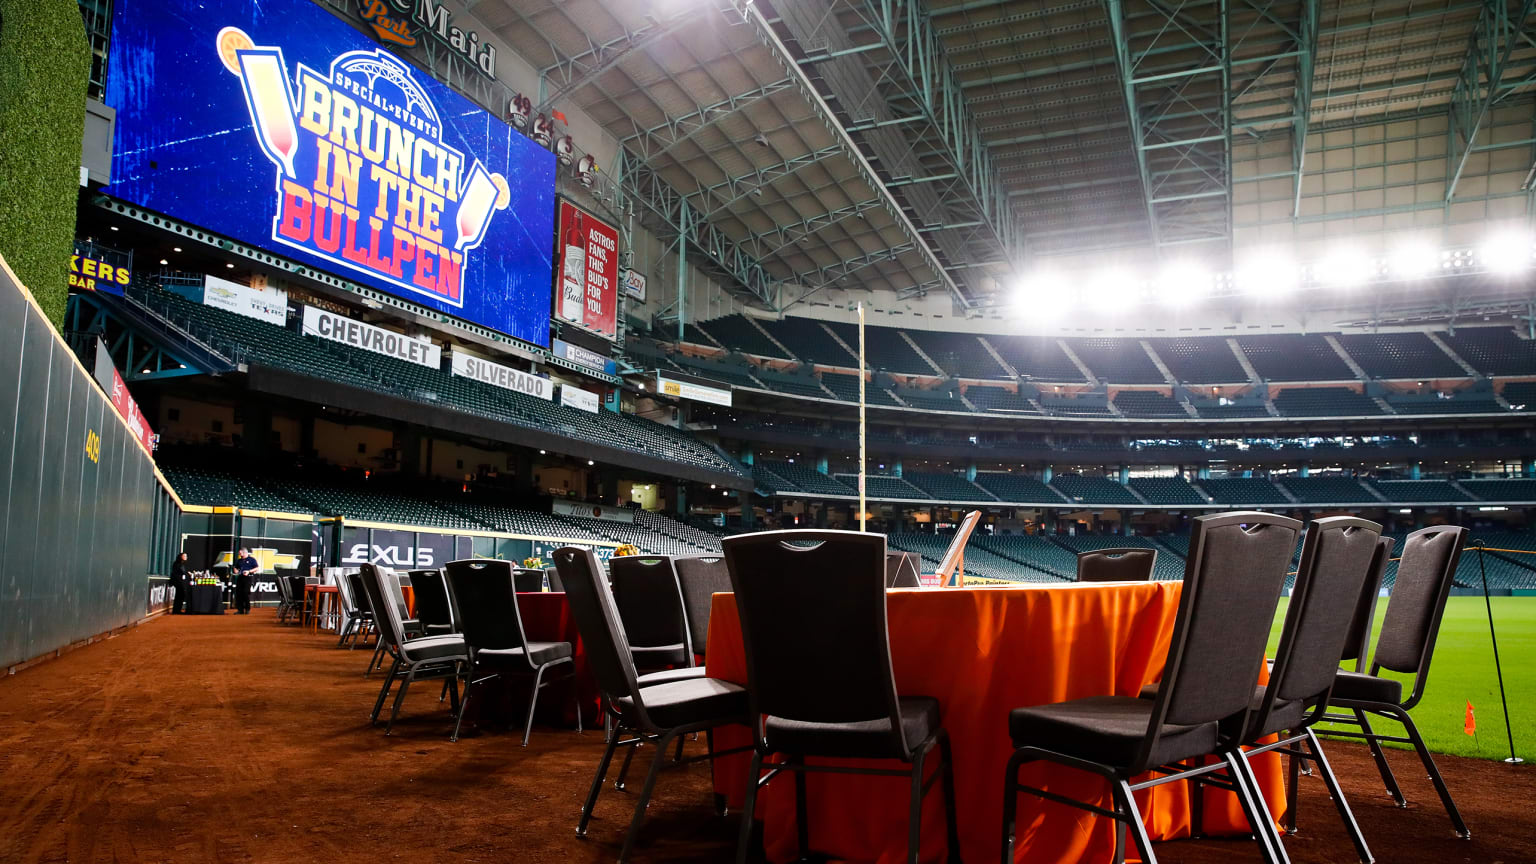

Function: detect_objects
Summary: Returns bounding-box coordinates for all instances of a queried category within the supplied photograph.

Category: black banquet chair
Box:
[512,567,547,593]
[551,546,751,864]
[1000,511,1301,864]
[1320,525,1472,838]
[1076,547,1156,582]
[357,563,468,735]
[721,529,961,864]
[1224,516,1385,864]
[608,554,696,672]
[673,554,732,659]
[407,568,458,634]
[443,559,580,745]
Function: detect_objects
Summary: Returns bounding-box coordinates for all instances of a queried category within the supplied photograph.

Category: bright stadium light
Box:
[1016,269,1071,322]
[1156,260,1211,307]
[1479,231,1533,274]
[1085,267,1139,312]
[1316,247,1374,288]
[1234,250,1297,298]
[1388,238,1438,280]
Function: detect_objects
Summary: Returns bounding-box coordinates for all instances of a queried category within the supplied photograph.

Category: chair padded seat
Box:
[637,666,708,686]
[764,696,940,759]
[618,677,748,730]
[478,641,572,666]
[1009,695,1219,771]
[1138,682,1307,741]
[400,634,467,662]
[1330,670,1403,706]
[424,623,456,636]
[631,644,691,668]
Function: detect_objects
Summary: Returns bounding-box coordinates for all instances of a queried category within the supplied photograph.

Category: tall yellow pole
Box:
[858,303,866,532]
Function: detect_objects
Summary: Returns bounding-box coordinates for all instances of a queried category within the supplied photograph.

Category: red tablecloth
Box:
[705,582,1286,864]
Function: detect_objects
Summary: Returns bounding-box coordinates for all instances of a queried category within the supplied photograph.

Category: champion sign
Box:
[449,351,551,400]
[302,306,442,368]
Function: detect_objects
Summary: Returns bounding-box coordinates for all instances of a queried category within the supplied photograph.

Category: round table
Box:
[184,584,225,615]
[705,582,1287,864]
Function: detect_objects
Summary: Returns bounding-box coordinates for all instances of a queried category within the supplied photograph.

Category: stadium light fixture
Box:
[1383,237,1436,280]
[1235,250,1297,298]
[1085,267,1139,312]
[1016,269,1071,323]
[1316,247,1374,288]
[1478,231,1533,274]
[1156,260,1211,308]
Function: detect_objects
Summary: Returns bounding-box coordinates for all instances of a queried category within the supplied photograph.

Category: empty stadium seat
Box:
[988,335,1088,382]
[696,314,790,359]
[1439,326,1536,375]
[1066,338,1165,384]
[1276,475,1374,504]
[1237,334,1354,381]
[1336,332,1463,379]
[1146,338,1248,384]
[905,331,1008,379]
[1197,477,1290,504]
[1112,391,1188,418]
[973,473,1067,503]
[902,472,996,502]
[1272,386,1381,417]
[1129,476,1207,505]
[1050,475,1140,506]
[755,317,857,365]
[822,321,935,375]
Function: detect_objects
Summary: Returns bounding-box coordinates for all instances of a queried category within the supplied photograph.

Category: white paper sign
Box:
[301,306,441,368]
[449,351,551,400]
[656,372,732,406]
[560,385,600,413]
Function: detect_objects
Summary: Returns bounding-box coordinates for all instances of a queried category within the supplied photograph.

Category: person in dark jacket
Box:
[234,548,259,614]
[170,552,190,614]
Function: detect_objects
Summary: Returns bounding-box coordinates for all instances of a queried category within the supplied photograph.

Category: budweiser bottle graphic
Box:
[561,213,586,323]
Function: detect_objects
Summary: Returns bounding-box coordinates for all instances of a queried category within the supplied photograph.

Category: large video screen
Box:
[104,0,556,346]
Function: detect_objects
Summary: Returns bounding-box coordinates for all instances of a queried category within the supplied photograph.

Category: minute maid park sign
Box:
[217,27,512,308]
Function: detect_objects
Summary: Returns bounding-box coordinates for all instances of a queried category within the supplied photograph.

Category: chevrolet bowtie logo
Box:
[216,547,303,573]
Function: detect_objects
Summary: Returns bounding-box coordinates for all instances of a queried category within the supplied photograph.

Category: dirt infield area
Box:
[0,610,1531,863]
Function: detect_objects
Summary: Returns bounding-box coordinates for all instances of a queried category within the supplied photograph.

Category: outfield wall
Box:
[0,255,182,670]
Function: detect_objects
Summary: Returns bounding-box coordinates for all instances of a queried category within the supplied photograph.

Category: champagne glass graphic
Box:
[218,27,299,179]
[453,161,510,252]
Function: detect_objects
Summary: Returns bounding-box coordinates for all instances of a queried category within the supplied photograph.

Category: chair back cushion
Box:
[1157,512,1300,730]
[674,555,731,655]
[512,568,546,593]
[885,551,922,588]
[359,563,407,650]
[722,530,906,754]
[1269,517,1382,709]
[608,555,691,655]
[332,570,354,613]
[1076,548,1156,582]
[1373,525,1467,674]
[552,547,643,707]
[443,559,529,652]
[1340,537,1392,668]
[545,566,564,593]
[407,569,454,630]
[347,572,372,615]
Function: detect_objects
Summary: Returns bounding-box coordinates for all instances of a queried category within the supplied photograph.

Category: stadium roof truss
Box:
[469,0,1536,308]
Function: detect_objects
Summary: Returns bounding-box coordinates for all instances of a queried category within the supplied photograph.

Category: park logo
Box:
[216,28,511,308]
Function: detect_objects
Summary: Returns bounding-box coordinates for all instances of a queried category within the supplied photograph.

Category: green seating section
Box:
[1277,475,1375,503]
[1051,475,1140,505]
[1129,477,1206,505]
[1197,477,1290,504]
[902,472,996,502]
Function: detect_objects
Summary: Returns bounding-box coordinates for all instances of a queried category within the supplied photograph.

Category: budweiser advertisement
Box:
[553,200,619,340]
[103,0,556,346]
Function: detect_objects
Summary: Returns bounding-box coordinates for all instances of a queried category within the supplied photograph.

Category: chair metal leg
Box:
[906,747,927,864]
[1304,729,1374,863]
[579,728,622,836]
[617,731,672,864]
[1224,751,1285,864]
[1001,749,1024,864]
[451,682,473,743]
[385,667,415,736]
[446,674,460,715]
[1188,760,1206,840]
[615,738,640,790]
[673,734,686,763]
[1286,741,1301,835]
[1113,778,1157,864]
[1391,706,1470,838]
[938,734,962,863]
[1354,709,1407,807]
[370,657,401,723]
[366,641,384,677]
[735,751,765,864]
[573,672,584,734]
[522,664,548,747]
[794,757,809,859]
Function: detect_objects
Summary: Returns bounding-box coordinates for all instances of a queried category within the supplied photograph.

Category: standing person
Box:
[234,548,259,615]
[170,552,190,615]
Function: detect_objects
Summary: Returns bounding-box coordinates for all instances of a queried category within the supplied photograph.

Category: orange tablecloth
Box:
[705,582,1286,864]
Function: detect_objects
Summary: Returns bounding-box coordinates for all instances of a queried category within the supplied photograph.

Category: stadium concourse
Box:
[2,0,1536,863]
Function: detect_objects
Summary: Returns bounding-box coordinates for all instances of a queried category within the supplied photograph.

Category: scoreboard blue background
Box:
[104,0,557,347]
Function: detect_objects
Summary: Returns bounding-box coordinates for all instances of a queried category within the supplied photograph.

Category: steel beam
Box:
[620,78,795,163]
[692,144,845,215]
[757,198,887,258]
[536,6,704,114]
[1446,0,1536,202]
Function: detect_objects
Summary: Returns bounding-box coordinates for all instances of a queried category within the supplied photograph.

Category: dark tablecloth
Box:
[185,584,225,614]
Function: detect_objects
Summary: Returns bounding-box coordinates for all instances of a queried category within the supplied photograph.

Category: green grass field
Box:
[1267,596,1534,760]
